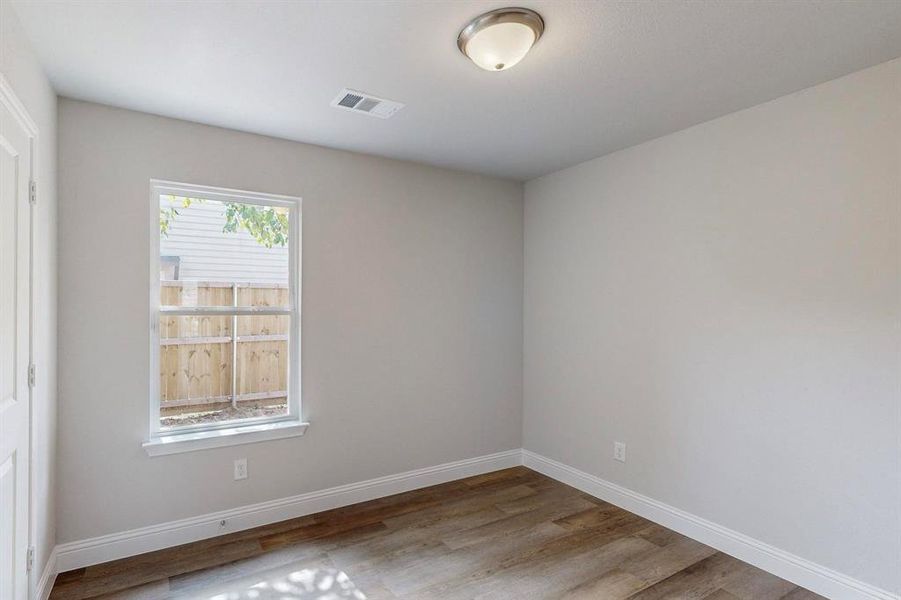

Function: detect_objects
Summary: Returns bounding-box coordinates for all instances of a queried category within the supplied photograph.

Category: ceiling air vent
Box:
[331,88,404,119]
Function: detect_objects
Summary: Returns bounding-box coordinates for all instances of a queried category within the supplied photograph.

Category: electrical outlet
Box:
[613,442,626,463]
[234,458,248,480]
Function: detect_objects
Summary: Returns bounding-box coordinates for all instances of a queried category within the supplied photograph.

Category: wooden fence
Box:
[159,281,289,416]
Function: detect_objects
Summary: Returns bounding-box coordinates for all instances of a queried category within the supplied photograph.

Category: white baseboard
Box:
[34,546,57,600]
[522,450,898,600]
[55,449,521,572]
[48,448,897,600]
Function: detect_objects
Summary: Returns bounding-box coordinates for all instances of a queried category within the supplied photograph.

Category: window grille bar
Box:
[160,306,292,316]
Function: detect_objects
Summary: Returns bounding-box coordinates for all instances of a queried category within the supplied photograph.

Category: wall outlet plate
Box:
[614,442,626,463]
[234,458,248,480]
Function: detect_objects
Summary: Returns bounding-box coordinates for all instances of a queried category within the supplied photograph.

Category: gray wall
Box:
[0,2,58,591]
[523,59,900,593]
[57,99,523,543]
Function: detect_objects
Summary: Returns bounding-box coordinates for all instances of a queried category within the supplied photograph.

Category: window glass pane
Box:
[158,319,289,429]
[157,192,293,431]
[235,315,289,412]
[159,195,290,307]
[159,340,234,428]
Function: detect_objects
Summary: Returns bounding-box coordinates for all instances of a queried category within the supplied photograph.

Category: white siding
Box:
[160,197,289,285]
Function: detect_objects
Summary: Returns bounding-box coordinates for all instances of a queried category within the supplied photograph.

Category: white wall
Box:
[524,59,900,594]
[0,2,58,593]
[57,99,523,543]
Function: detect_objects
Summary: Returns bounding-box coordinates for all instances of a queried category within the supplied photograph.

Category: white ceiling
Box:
[10,0,901,181]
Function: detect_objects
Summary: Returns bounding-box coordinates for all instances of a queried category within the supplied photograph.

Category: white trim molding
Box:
[1,73,44,600]
[48,449,896,600]
[142,419,309,456]
[147,179,303,447]
[35,546,57,600]
[522,450,899,600]
[0,74,40,136]
[54,449,522,572]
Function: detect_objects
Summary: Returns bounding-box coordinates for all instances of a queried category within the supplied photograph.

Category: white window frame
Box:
[144,180,307,456]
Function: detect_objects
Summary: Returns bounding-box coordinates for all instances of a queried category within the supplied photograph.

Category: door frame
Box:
[0,72,40,599]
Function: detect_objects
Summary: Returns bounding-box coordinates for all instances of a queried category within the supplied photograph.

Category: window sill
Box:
[143,419,309,457]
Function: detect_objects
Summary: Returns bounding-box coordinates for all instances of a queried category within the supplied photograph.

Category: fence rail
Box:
[160,334,289,346]
[160,389,287,409]
[159,280,289,415]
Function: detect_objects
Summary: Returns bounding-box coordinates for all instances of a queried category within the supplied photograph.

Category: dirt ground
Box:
[160,403,287,428]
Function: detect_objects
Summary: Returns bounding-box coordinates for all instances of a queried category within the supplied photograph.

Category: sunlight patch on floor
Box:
[189,566,367,600]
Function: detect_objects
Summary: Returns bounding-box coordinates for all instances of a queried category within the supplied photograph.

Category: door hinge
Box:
[26,546,34,573]
[28,363,35,388]
[29,180,37,205]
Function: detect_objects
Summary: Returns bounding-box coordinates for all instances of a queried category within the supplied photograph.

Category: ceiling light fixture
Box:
[457,7,544,72]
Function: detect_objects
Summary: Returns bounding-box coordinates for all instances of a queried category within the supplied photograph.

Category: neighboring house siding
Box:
[160,198,289,284]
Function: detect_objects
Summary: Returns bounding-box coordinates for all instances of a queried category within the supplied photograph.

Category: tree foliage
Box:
[160,196,289,248]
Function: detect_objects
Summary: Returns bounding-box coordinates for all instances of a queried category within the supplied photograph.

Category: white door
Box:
[0,88,33,600]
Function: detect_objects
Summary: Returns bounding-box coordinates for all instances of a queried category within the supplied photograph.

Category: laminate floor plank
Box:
[50,539,262,600]
[701,590,742,600]
[439,493,597,550]
[167,546,330,593]
[385,521,571,597]
[445,535,656,600]
[560,568,647,600]
[618,534,719,585]
[625,552,749,600]
[634,523,693,548]
[91,580,170,600]
[410,512,654,600]
[48,468,828,600]
[721,562,799,600]
[779,587,833,600]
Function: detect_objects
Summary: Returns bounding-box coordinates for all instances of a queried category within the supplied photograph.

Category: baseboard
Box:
[34,546,57,600]
[55,449,522,572]
[49,448,898,600]
[522,450,898,600]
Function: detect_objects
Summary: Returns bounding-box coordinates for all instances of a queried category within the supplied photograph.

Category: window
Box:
[146,181,305,455]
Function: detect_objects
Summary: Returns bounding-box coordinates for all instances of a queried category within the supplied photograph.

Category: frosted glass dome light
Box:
[458,8,544,72]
